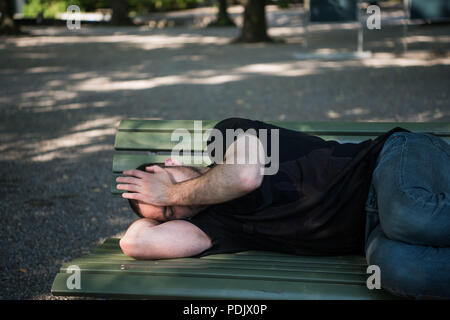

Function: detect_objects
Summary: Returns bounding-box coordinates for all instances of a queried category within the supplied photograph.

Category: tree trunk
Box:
[0,0,18,33]
[110,0,131,25]
[238,0,271,42]
[218,0,235,25]
[208,0,235,27]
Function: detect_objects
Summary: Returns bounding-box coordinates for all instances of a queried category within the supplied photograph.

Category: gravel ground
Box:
[0,4,449,299]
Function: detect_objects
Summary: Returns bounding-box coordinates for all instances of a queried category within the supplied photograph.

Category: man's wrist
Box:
[166,183,180,205]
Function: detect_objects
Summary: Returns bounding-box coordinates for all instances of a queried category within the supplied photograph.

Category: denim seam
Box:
[398,134,448,210]
[428,133,450,157]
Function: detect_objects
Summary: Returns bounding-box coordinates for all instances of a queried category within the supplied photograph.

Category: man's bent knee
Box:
[378,185,450,246]
[366,226,450,299]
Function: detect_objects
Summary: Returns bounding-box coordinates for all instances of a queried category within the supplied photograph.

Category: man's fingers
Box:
[116,176,141,185]
[145,165,164,173]
[117,184,140,192]
[122,169,147,178]
[121,192,145,201]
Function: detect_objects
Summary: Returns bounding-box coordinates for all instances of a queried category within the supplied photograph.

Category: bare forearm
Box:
[119,133,265,207]
[167,133,265,206]
[168,163,260,206]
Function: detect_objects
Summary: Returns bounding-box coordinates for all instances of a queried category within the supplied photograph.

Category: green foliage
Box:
[23,0,76,18]
[22,0,207,19]
[276,0,290,9]
[129,0,205,13]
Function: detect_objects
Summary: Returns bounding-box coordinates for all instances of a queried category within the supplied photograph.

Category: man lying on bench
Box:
[116,118,450,299]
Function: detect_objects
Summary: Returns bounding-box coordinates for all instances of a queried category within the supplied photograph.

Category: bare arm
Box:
[120,218,212,259]
[170,133,266,205]
[169,163,259,206]
[118,134,266,206]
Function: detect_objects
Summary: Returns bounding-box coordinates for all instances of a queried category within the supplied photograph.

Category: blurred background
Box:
[0,0,449,299]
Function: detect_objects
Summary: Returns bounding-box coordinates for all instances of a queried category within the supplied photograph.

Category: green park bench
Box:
[51,120,450,299]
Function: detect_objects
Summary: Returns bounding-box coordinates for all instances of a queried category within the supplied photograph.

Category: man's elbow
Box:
[120,235,156,260]
[237,164,263,193]
[120,238,144,259]
[120,238,136,258]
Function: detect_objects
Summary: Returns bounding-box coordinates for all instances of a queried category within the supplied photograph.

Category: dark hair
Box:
[128,197,143,218]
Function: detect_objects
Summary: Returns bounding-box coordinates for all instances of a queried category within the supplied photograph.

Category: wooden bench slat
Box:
[99,239,367,262]
[114,131,399,151]
[65,240,368,269]
[96,239,367,264]
[61,259,367,274]
[58,264,368,285]
[118,120,450,135]
[118,119,218,131]
[114,132,185,151]
[114,125,450,151]
[71,251,368,267]
[51,271,395,299]
[112,154,210,173]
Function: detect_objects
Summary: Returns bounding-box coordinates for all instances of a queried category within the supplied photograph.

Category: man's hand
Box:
[116,165,174,206]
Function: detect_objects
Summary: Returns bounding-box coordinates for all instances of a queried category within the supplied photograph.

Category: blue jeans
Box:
[365,131,450,299]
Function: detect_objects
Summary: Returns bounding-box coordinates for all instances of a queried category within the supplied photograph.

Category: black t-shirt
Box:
[187,118,409,257]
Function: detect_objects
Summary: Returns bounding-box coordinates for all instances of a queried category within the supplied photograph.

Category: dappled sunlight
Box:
[1,24,449,165]
[71,63,317,92]
[404,35,450,44]
[327,110,341,119]
[326,108,374,119]
[0,116,121,162]
[345,108,370,116]
[235,62,318,77]
[1,24,448,131]
[363,33,450,52]
[26,117,120,162]
[5,31,232,51]
[21,89,76,99]
[71,117,120,132]
[325,107,444,122]
[32,101,109,113]
[106,71,155,80]
[18,90,78,109]
[403,110,446,122]
[171,55,206,62]
[267,24,359,38]
[68,52,450,93]
[25,66,67,74]
[363,52,450,68]
[74,74,244,91]
[355,110,446,122]
[68,71,99,80]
